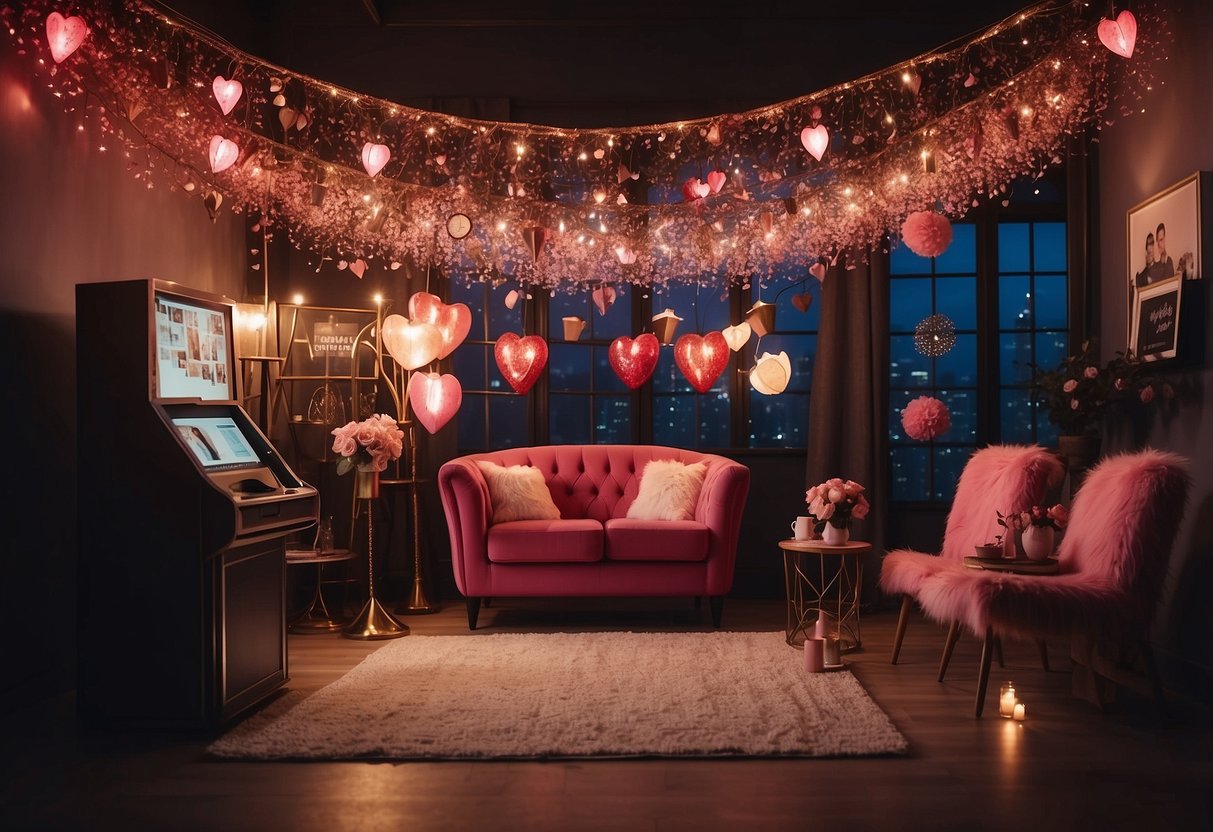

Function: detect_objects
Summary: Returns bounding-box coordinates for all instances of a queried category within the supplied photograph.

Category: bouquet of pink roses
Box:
[805,478,871,532]
[330,414,405,475]
[1022,503,1069,530]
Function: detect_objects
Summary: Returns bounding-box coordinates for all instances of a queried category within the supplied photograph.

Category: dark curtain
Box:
[806,250,890,606]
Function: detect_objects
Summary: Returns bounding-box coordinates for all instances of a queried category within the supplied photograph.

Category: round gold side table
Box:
[777,538,871,650]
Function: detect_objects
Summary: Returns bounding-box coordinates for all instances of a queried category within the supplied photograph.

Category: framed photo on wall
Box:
[1126,171,1209,362]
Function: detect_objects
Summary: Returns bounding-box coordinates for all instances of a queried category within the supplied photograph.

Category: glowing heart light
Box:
[706,170,726,194]
[1098,10,1137,58]
[408,371,462,435]
[46,12,88,64]
[494,333,548,394]
[208,135,239,173]
[800,125,829,161]
[592,285,617,316]
[381,314,442,371]
[408,291,471,359]
[681,177,711,202]
[212,76,243,115]
[674,332,729,394]
[608,334,660,389]
[750,351,792,395]
[721,322,752,352]
[361,142,390,178]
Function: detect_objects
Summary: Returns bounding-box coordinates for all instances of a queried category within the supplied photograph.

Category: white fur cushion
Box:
[626,459,707,521]
[477,461,561,523]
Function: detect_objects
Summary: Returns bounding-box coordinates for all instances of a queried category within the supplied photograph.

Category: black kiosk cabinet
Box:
[77,279,318,726]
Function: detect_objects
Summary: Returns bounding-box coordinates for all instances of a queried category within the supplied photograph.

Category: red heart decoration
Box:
[408,371,463,434]
[1098,10,1137,58]
[674,332,730,394]
[495,333,548,394]
[46,12,88,64]
[706,170,726,194]
[608,334,660,389]
[791,292,813,313]
[681,177,710,202]
[212,76,243,116]
[409,291,471,359]
[800,125,829,161]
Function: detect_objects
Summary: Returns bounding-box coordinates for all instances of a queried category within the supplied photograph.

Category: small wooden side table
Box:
[778,539,872,650]
[962,556,1060,575]
[286,549,356,633]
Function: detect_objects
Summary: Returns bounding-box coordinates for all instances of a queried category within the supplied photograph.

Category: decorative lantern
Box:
[381,314,442,371]
[562,316,587,341]
[721,322,752,352]
[360,142,390,178]
[913,314,956,357]
[674,332,730,393]
[745,300,777,337]
[800,125,829,161]
[1098,10,1137,58]
[750,351,791,395]
[408,291,471,359]
[592,285,617,316]
[212,76,243,115]
[208,135,238,173]
[46,12,88,64]
[652,308,684,345]
[608,334,660,389]
[408,371,462,435]
[494,333,548,394]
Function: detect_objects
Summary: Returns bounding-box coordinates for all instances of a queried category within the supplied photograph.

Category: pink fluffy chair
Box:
[880,445,1064,665]
[915,448,1190,716]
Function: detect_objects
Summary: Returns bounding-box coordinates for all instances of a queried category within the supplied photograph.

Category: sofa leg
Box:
[891,596,912,665]
[465,597,481,630]
[709,596,724,628]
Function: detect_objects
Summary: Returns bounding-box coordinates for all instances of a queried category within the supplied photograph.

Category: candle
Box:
[999,682,1017,718]
[1013,703,1026,721]
[814,615,827,639]
[823,635,842,667]
[803,638,825,673]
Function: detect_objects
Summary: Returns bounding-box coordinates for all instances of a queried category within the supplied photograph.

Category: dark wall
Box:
[0,41,246,713]
[1096,0,1213,698]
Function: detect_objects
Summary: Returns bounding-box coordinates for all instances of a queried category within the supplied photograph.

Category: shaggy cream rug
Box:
[209,631,907,760]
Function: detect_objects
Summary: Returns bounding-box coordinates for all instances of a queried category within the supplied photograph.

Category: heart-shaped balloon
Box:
[361,142,390,178]
[208,135,238,173]
[750,351,792,395]
[408,371,463,434]
[1097,10,1137,58]
[592,285,617,316]
[809,262,827,282]
[212,76,243,116]
[608,334,660,389]
[408,291,471,359]
[495,333,548,394]
[721,322,752,352]
[707,170,727,194]
[800,125,829,161]
[674,332,730,394]
[521,226,549,262]
[381,314,442,371]
[791,292,813,313]
[46,12,88,64]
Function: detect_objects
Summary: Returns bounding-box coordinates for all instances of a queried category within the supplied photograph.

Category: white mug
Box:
[791,515,812,541]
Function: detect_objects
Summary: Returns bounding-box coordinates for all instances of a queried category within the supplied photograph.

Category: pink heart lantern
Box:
[495,333,548,394]
[1098,10,1137,58]
[46,12,88,64]
[674,332,730,394]
[721,323,751,352]
[800,125,829,161]
[361,142,390,178]
[408,291,471,359]
[706,170,727,194]
[381,314,442,371]
[212,76,243,116]
[408,371,462,435]
[348,258,367,279]
[809,262,827,282]
[681,177,711,201]
[592,285,617,316]
[521,226,549,262]
[608,334,660,389]
[791,292,814,313]
[208,135,238,173]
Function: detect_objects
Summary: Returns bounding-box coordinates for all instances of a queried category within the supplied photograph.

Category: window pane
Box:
[593,345,629,393]
[549,394,590,444]
[938,389,978,442]
[749,392,807,448]
[935,276,977,330]
[1035,331,1068,374]
[1034,222,1067,271]
[889,389,915,440]
[890,278,932,331]
[654,395,695,447]
[652,347,693,393]
[890,446,930,501]
[999,276,1032,330]
[548,344,590,392]
[1035,407,1059,448]
[595,396,631,443]
[458,394,486,452]
[934,224,976,273]
[999,223,1030,272]
[935,334,977,386]
[1000,389,1035,444]
[890,335,932,388]
[591,283,633,339]
[999,333,1033,385]
[489,396,527,448]
[488,283,524,339]
[932,446,970,501]
[1034,275,1068,329]
[699,392,732,447]
[890,241,932,274]
[453,344,487,390]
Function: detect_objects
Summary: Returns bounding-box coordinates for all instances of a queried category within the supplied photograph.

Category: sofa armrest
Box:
[437,458,493,595]
[695,458,751,594]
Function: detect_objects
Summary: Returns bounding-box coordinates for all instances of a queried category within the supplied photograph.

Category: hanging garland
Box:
[4,1,1162,289]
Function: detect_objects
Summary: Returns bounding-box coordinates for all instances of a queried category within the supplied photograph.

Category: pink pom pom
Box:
[901,395,951,441]
[901,211,953,258]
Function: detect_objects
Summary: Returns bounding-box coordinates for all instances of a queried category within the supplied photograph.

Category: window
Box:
[746,269,820,448]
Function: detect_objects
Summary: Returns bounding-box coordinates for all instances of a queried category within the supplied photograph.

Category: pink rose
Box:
[815,502,836,521]
[1063,379,1078,393]
[1047,504,1069,528]
[331,433,357,457]
[828,487,844,503]
[806,486,821,503]
[852,496,870,520]
[827,477,845,489]
[1083,366,1098,379]
[1140,385,1155,403]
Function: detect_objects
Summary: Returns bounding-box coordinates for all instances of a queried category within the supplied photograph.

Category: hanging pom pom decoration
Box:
[381,314,442,371]
[360,142,390,178]
[901,211,953,258]
[674,332,730,394]
[749,351,791,395]
[901,395,952,441]
[913,314,956,357]
[408,291,472,359]
[494,333,548,394]
[208,135,239,173]
[408,371,463,435]
[608,334,660,389]
[1098,10,1137,58]
[46,12,88,64]
[212,76,243,115]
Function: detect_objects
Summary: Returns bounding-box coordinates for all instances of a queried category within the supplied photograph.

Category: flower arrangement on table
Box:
[330,413,405,475]
[805,478,871,536]
[988,504,1069,561]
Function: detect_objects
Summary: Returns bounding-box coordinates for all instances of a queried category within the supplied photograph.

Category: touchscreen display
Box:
[155,293,233,400]
[172,416,259,469]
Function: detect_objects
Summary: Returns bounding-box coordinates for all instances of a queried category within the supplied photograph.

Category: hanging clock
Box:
[447,212,472,240]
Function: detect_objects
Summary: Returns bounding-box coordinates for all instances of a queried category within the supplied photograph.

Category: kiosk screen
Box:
[172,416,260,470]
[154,292,234,400]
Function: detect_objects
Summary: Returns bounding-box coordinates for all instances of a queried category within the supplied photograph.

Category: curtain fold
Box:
[806,250,890,605]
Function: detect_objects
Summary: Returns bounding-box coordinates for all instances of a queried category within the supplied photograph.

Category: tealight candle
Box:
[999,682,1017,718]
[1013,703,1026,722]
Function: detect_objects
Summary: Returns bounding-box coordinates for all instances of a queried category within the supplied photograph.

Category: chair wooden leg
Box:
[890,596,912,665]
[938,620,961,682]
[975,627,995,718]
[465,597,481,630]
[993,636,1004,668]
[1037,639,1050,672]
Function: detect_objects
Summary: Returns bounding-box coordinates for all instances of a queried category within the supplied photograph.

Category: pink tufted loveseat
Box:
[438,445,750,629]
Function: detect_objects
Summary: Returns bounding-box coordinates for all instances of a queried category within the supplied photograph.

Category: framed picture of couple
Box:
[1126,172,1210,363]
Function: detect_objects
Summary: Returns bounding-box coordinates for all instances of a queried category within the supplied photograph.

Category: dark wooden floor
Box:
[2,598,1211,831]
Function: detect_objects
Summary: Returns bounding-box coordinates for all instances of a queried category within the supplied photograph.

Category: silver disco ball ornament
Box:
[914,314,956,357]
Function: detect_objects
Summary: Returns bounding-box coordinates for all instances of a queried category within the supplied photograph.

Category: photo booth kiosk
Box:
[76,279,318,726]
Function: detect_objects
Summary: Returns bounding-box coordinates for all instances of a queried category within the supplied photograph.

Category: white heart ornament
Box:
[361,142,390,178]
[208,135,238,173]
[212,76,243,116]
[46,12,88,64]
[800,125,829,162]
[721,322,752,352]
[592,285,617,316]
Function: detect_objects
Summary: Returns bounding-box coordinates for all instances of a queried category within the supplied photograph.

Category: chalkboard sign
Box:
[1131,276,1182,361]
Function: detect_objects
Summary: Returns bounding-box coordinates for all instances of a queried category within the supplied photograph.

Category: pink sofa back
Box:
[458,444,732,522]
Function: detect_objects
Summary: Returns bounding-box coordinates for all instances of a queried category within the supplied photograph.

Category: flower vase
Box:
[822,523,850,546]
[354,467,380,500]
[1021,525,1055,561]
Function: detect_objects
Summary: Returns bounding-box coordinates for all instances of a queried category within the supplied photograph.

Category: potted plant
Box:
[805,478,870,546]
[1015,504,1070,562]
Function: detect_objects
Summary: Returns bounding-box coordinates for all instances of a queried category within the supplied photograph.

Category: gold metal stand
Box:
[396,422,438,615]
[344,471,409,640]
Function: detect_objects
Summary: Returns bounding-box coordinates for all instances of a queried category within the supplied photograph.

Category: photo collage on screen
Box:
[155,296,231,400]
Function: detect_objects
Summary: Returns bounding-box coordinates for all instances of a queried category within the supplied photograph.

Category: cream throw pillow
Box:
[476,461,561,523]
[626,459,707,521]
